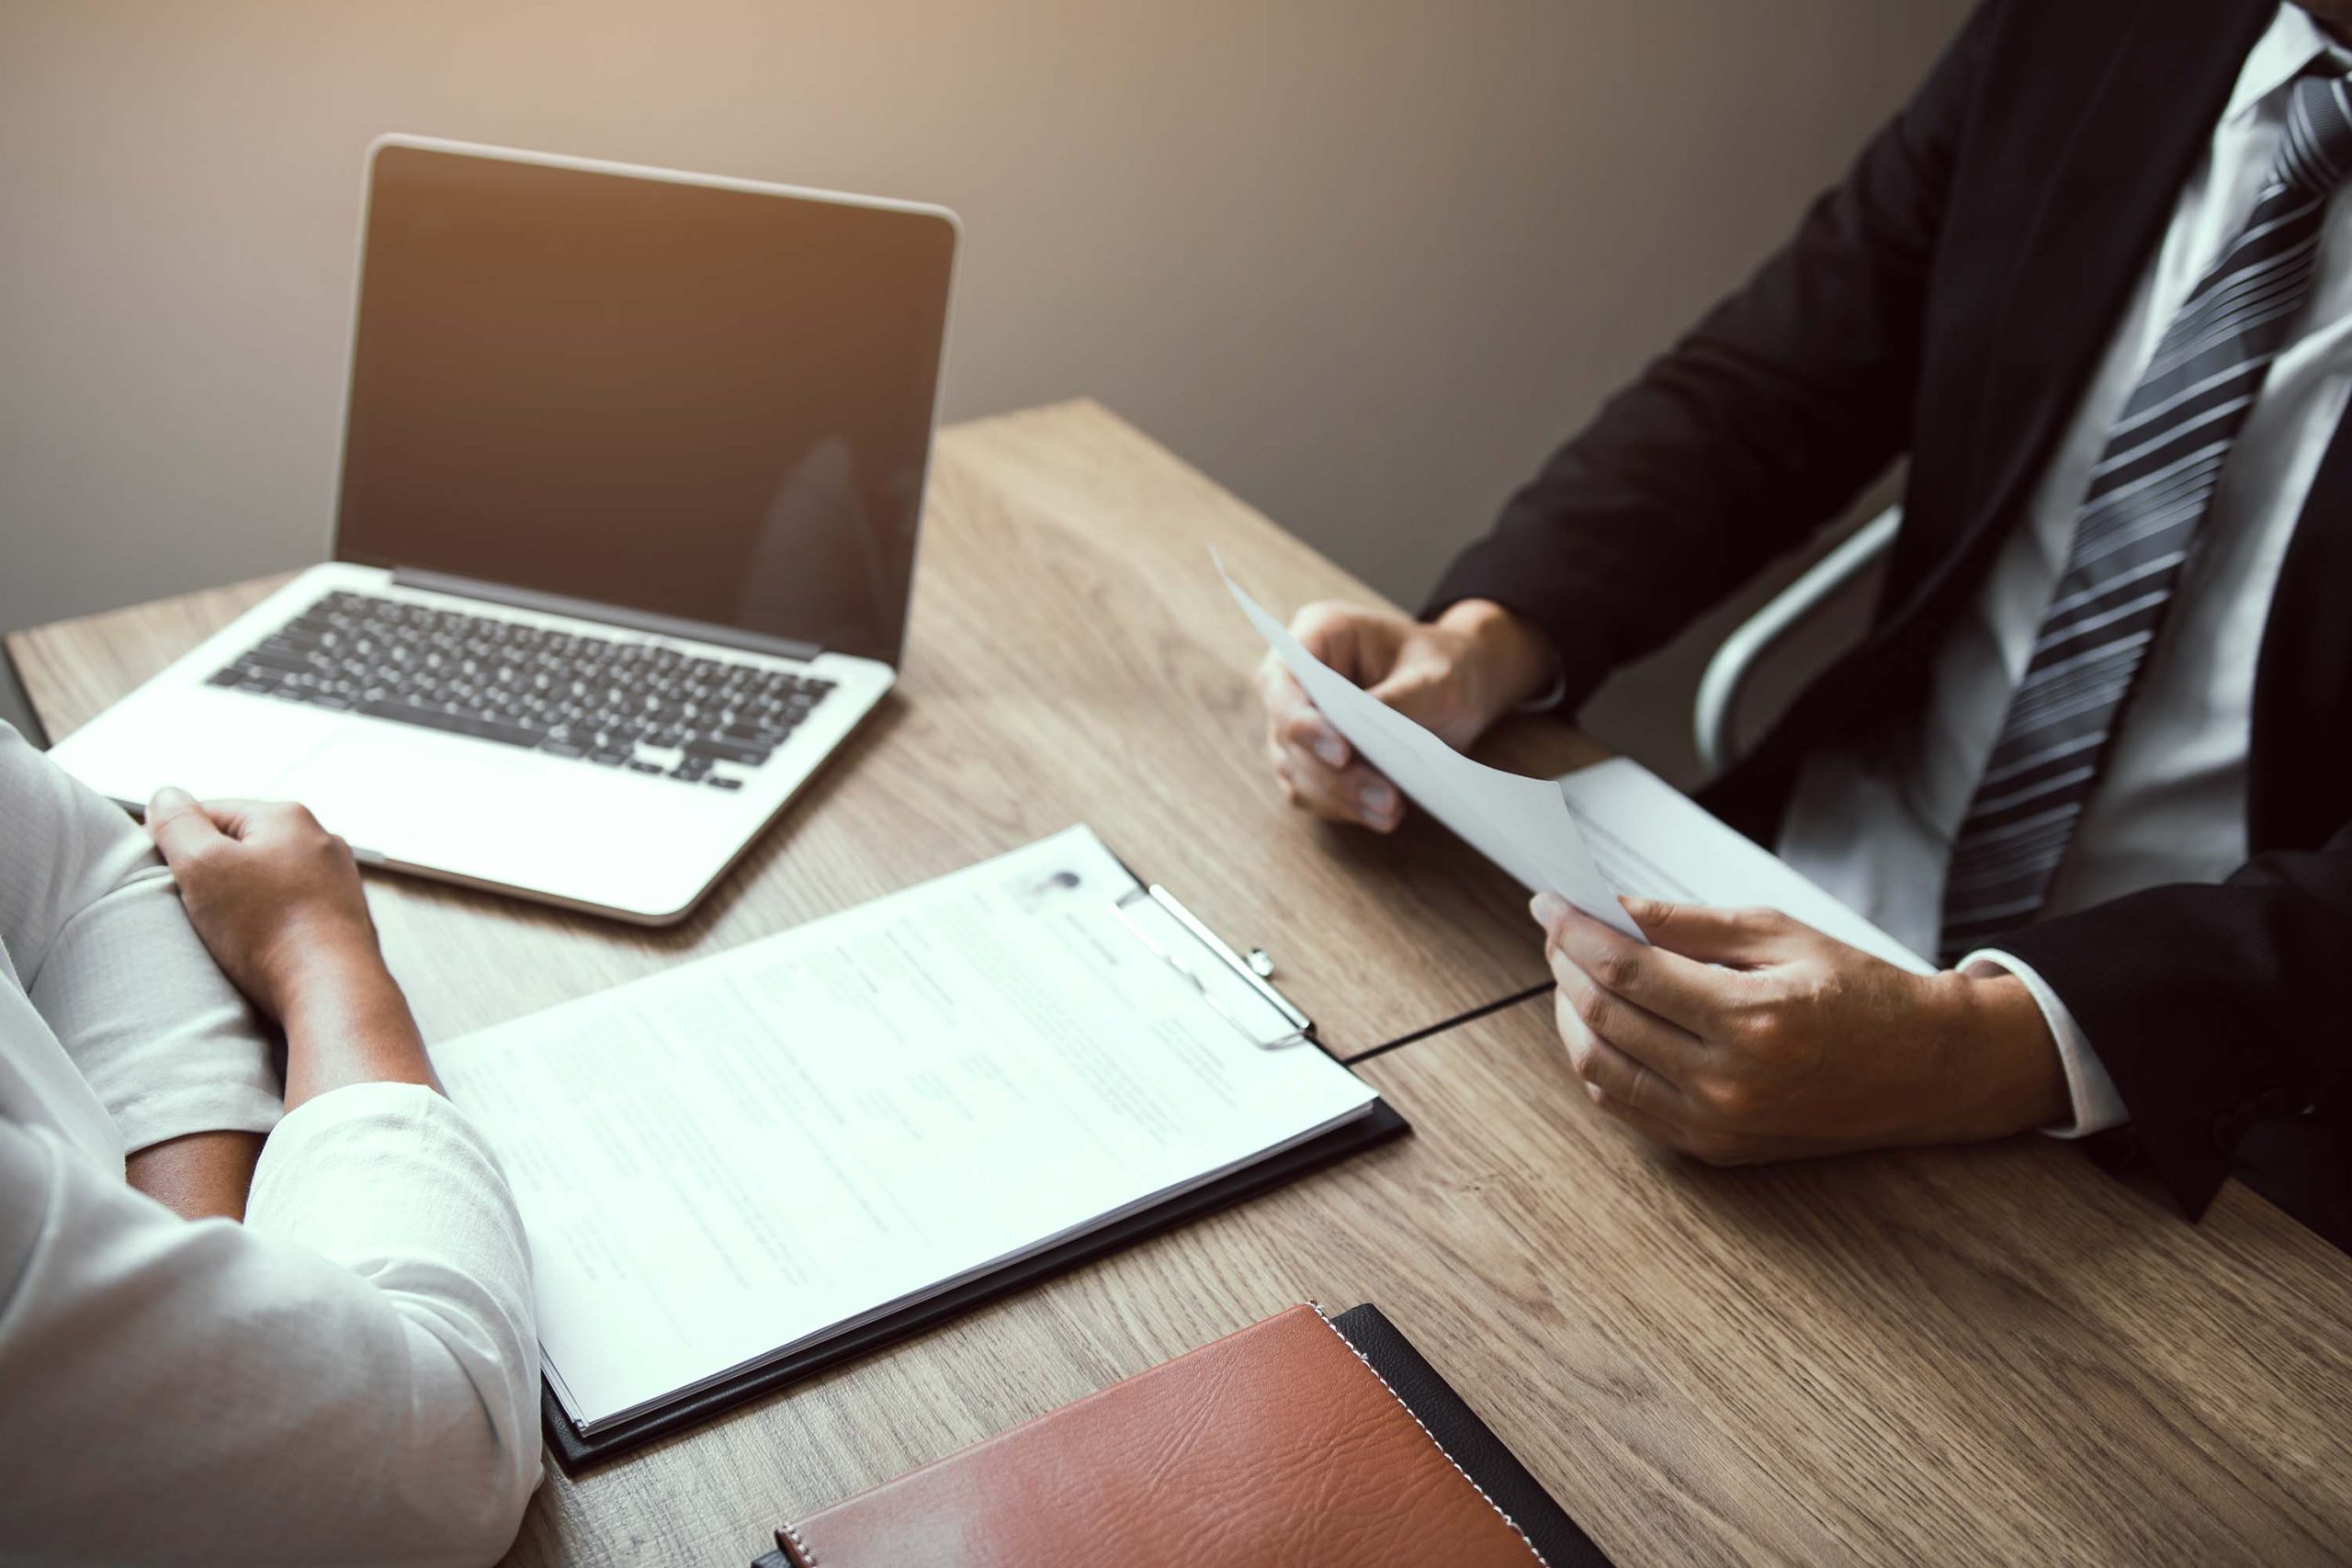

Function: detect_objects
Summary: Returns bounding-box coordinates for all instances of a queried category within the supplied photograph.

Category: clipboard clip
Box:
[1110,885,1315,1051]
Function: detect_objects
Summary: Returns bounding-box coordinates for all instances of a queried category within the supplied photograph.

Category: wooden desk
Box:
[14,400,2351,1565]
[11,400,1592,1057]
[1348,1004,2352,1565]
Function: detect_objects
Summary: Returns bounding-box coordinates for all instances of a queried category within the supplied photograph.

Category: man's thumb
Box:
[1366,665,1446,724]
[1368,660,1478,750]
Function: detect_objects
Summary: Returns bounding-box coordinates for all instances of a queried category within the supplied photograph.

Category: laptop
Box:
[51,135,958,924]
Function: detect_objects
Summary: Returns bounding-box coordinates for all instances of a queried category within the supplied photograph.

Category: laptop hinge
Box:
[389,570,825,662]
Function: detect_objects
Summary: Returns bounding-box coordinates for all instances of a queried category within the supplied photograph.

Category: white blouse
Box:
[0,723,542,1565]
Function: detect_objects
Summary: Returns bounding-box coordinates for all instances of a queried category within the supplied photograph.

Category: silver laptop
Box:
[51,135,959,924]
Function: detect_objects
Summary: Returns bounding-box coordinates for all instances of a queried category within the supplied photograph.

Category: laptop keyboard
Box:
[205,591,833,788]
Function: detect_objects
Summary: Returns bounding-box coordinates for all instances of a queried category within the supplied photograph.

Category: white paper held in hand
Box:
[1218,552,1642,941]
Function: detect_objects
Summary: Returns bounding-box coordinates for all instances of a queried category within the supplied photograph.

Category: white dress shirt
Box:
[0,723,542,1566]
[1779,4,2352,1136]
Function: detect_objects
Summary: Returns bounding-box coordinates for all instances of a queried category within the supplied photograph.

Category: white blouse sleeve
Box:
[0,724,278,1152]
[0,1082,543,1567]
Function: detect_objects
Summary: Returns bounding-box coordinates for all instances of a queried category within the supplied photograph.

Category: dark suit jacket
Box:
[1428,0,2350,1224]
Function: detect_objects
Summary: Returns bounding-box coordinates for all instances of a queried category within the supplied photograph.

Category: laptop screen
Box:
[334,141,956,666]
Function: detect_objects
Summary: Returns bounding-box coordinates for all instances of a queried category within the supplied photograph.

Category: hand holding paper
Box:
[1221,556,1644,940]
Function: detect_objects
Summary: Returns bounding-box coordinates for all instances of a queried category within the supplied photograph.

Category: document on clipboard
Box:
[428,827,1397,1462]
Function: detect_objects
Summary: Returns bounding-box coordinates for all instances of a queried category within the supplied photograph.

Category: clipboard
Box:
[543,863,1409,1473]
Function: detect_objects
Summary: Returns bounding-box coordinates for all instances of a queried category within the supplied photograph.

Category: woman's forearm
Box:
[127,955,433,1215]
[277,955,435,1111]
[125,1130,265,1221]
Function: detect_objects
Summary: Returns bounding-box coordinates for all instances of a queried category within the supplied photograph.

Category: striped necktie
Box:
[1937,65,2352,966]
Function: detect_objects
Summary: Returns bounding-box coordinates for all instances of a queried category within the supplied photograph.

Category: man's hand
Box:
[1258,598,1556,831]
[145,788,381,1022]
[1530,892,2069,1163]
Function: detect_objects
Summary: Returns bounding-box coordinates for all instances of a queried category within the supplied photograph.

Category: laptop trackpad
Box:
[278,728,554,869]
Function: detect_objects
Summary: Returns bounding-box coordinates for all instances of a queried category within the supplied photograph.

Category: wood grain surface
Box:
[1349,1002,2352,1567]
[9,400,1598,1057]
[12,400,2348,1567]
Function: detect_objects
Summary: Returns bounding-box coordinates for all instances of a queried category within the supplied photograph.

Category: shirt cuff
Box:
[113,1079,282,1157]
[245,1080,530,1284]
[1511,652,1570,715]
[1960,948,2129,1138]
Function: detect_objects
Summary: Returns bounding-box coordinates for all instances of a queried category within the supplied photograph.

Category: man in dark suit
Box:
[1259,0,2350,1240]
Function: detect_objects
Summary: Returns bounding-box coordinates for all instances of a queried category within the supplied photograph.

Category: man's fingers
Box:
[1287,602,1375,682]
[1554,1005,1684,1123]
[1622,897,1794,968]
[1264,676,1392,811]
[1577,1080,1756,1167]
[1532,893,1745,1036]
[1552,1006,1747,1164]
[1273,750,1403,830]
[144,785,230,865]
[1546,938,1702,1088]
[1364,665,1447,727]
[1275,708,1351,771]
[1260,659,1396,828]
[1260,660,1351,770]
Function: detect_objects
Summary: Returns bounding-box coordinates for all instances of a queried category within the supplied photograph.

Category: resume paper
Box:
[431,827,1378,1432]
[1222,558,1928,972]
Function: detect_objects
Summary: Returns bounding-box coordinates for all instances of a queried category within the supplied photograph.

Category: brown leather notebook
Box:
[763,1303,1603,1568]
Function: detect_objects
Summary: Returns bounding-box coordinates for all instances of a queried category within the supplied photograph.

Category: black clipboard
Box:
[543,858,1410,1473]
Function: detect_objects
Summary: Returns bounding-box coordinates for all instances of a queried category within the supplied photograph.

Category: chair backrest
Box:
[1691,505,1900,779]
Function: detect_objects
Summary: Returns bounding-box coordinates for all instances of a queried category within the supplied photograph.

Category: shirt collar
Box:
[2226,5,2340,125]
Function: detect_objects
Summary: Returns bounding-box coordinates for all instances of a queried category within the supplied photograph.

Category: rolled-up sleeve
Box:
[0,724,278,1152]
[0,1081,542,1566]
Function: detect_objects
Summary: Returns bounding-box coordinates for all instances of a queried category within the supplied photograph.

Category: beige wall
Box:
[0,0,1971,775]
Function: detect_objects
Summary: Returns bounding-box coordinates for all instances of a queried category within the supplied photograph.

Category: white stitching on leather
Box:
[1312,1304,1552,1568]
[780,1517,820,1567]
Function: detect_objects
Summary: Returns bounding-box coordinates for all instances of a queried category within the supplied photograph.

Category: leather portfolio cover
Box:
[761,1301,1610,1568]
[1327,1303,1610,1568]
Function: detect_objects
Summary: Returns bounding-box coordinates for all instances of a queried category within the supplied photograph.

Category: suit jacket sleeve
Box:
[1992,823,2352,1217]
[1424,2,2001,713]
